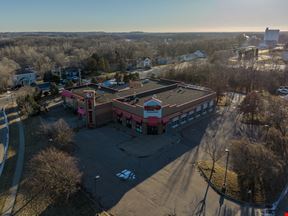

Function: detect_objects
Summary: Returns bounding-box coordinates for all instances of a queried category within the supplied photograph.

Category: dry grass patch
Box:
[198,160,266,203]
[12,116,102,216]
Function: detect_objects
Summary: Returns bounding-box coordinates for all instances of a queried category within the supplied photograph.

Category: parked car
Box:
[277,86,288,95]
[116,169,136,181]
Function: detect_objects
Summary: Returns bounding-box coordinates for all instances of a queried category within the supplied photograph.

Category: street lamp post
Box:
[264,124,270,141]
[247,189,252,210]
[94,175,100,199]
[222,148,230,193]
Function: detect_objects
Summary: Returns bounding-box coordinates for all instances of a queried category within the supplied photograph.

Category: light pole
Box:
[222,148,230,193]
[247,189,252,210]
[94,175,100,199]
[264,124,270,141]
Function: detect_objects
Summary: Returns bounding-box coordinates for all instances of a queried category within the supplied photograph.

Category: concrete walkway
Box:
[1,110,25,216]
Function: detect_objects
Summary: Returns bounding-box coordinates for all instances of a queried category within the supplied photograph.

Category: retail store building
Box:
[61,79,216,135]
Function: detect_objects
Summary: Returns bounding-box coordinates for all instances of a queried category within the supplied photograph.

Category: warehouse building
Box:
[61,79,216,135]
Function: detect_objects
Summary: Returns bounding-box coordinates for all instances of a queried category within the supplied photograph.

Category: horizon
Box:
[0,0,287,33]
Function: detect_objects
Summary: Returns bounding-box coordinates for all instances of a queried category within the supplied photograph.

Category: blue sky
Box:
[0,0,287,32]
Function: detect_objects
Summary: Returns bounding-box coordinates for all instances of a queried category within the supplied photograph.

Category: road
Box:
[0,94,10,176]
[0,92,26,216]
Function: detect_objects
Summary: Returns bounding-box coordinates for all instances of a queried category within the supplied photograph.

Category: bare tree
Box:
[41,118,74,150]
[28,147,82,201]
[231,139,284,201]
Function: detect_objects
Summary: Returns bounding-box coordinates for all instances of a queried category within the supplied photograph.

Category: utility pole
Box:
[79,69,82,85]
[222,148,230,193]
[94,175,100,199]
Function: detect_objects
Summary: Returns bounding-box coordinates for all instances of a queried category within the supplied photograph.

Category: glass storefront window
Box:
[126,118,132,128]
[135,122,142,133]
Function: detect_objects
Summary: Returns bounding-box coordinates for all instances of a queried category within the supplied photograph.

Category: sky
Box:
[0,0,287,32]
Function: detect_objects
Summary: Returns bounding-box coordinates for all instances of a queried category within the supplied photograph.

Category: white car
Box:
[277,86,288,95]
[116,169,136,181]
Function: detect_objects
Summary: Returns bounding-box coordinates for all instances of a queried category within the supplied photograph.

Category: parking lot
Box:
[74,113,243,216]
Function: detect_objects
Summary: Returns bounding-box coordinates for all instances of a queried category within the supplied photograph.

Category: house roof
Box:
[15,68,36,75]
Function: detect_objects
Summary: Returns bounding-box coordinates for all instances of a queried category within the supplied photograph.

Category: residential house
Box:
[137,58,152,69]
[63,67,81,81]
[178,50,206,62]
[13,68,36,87]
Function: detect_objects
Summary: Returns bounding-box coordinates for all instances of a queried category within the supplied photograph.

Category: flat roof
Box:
[70,79,174,104]
[116,80,172,97]
[129,86,211,106]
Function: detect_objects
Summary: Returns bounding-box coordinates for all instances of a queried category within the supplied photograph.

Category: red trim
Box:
[77,107,85,115]
[147,117,160,126]
[123,111,131,119]
[132,114,142,122]
[61,90,73,98]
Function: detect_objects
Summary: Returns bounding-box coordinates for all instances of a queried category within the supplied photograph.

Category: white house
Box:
[13,69,36,86]
[178,50,206,62]
[137,58,152,69]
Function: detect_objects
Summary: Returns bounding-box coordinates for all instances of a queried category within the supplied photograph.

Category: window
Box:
[135,122,142,133]
[171,117,179,128]
[188,110,195,121]
[126,118,132,128]
[209,100,214,107]
[181,114,187,124]
[88,111,93,124]
[196,105,201,112]
[203,102,208,109]
[88,100,92,109]
[117,114,122,124]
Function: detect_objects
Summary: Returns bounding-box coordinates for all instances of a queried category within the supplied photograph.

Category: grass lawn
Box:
[12,115,107,216]
[197,161,266,204]
[0,105,20,213]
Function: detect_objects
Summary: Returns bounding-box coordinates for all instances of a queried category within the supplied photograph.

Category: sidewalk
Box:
[1,108,25,216]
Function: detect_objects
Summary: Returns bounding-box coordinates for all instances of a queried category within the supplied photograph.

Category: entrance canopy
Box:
[147,117,160,126]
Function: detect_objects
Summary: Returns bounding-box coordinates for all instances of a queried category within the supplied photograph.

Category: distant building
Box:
[64,67,81,81]
[13,68,36,86]
[237,46,259,61]
[283,51,288,62]
[178,50,206,62]
[137,58,152,69]
[263,27,280,48]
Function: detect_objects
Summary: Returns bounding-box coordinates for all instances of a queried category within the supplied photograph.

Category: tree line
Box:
[0,33,243,91]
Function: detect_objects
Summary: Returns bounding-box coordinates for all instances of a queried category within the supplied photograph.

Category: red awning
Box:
[147,117,160,126]
[123,111,132,119]
[116,109,122,115]
[132,115,142,122]
[61,90,73,98]
[77,107,85,116]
